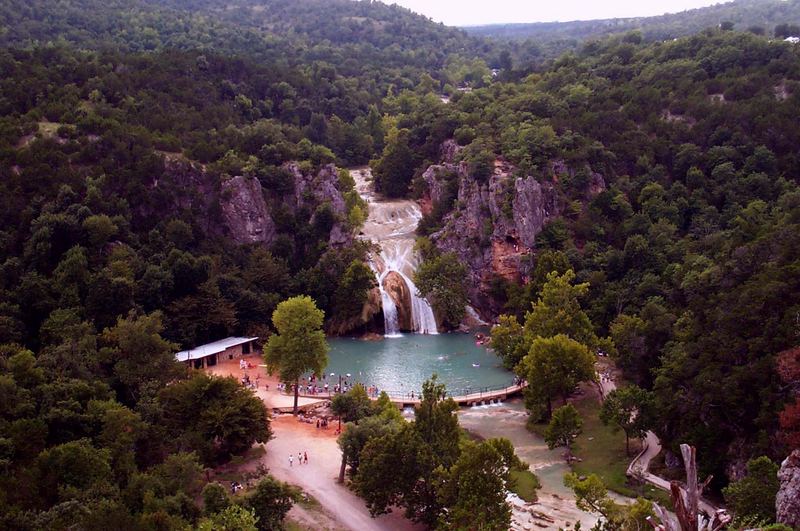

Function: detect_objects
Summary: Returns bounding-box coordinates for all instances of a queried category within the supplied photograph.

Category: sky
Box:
[386,0,731,27]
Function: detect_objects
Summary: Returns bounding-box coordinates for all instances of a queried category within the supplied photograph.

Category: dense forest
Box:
[2,0,800,528]
[389,26,800,498]
[466,0,800,52]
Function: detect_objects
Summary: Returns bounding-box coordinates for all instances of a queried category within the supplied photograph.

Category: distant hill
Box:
[0,0,491,80]
[464,0,800,43]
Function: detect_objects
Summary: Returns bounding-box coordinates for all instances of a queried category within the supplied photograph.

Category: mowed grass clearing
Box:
[570,394,671,505]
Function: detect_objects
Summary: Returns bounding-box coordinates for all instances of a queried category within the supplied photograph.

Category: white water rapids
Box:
[352,168,438,336]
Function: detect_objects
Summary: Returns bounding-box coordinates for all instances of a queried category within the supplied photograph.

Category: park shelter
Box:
[175,337,258,369]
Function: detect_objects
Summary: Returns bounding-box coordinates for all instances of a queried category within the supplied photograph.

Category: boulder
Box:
[777,449,800,528]
[383,271,412,331]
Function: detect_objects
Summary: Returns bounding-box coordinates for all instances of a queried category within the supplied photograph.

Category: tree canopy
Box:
[264,295,329,414]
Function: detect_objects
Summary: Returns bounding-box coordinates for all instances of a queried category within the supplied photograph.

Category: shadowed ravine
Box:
[352,168,438,335]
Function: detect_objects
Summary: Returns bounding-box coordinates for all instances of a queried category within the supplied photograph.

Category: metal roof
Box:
[175,337,258,362]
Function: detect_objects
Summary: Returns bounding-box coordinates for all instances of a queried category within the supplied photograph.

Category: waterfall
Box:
[403,273,438,334]
[353,168,439,336]
[370,261,402,337]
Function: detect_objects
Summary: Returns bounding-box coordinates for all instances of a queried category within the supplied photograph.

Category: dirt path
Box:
[599,366,720,516]
[261,416,422,531]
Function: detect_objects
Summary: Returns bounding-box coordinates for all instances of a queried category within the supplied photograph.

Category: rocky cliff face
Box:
[154,155,351,248]
[777,449,800,528]
[422,143,604,319]
[220,175,276,244]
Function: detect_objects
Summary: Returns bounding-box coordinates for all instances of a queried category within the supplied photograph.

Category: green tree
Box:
[100,311,181,403]
[491,314,527,369]
[264,296,329,414]
[333,260,376,322]
[354,376,462,526]
[242,476,297,530]
[435,439,525,530]
[35,439,113,505]
[722,456,779,523]
[355,423,433,522]
[544,404,582,452]
[202,482,230,515]
[331,381,378,479]
[599,385,653,455]
[88,399,144,482]
[528,250,572,302]
[565,473,656,530]
[775,23,800,38]
[338,410,403,482]
[197,505,258,531]
[565,473,617,521]
[415,252,468,329]
[331,383,375,424]
[82,214,119,248]
[609,314,648,383]
[372,127,415,197]
[414,375,461,469]
[524,270,598,348]
[159,372,271,464]
[518,335,596,420]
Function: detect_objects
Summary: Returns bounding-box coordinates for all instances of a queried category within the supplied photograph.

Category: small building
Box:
[175,337,259,369]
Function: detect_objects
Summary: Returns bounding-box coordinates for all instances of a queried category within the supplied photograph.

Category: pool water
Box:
[321,333,514,397]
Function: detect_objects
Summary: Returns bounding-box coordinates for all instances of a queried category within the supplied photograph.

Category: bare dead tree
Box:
[648,444,731,531]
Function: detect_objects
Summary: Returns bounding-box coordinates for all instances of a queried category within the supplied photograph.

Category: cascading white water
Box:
[370,262,402,337]
[352,168,438,336]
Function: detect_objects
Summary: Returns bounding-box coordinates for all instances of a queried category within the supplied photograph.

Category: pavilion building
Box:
[175,336,258,369]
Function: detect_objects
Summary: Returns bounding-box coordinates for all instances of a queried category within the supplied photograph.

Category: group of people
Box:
[275,374,383,398]
[241,372,266,391]
[288,451,309,467]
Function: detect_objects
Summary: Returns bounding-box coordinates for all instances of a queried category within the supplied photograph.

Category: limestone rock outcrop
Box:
[286,162,347,216]
[421,143,605,319]
[422,158,562,318]
[153,156,351,249]
[220,175,276,244]
[383,271,413,331]
[777,449,800,528]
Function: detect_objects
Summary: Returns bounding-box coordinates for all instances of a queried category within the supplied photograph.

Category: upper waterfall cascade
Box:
[352,168,438,336]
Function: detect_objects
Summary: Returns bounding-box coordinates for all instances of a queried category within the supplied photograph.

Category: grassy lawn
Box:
[283,521,305,531]
[510,469,541,502]
[570,395,672,506]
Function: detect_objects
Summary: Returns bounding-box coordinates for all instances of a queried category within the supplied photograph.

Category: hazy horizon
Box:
[387,0,733,27]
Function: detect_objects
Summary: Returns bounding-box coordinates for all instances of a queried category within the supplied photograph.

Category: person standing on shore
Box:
[289,454,293,467]
[304,451,308,464]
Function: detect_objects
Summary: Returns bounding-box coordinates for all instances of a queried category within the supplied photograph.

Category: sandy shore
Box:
[261,415,422,531]
[210,354,420,530]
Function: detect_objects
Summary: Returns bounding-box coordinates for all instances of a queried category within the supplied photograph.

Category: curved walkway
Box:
[292,383,526,408]
[598,370,720,515]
